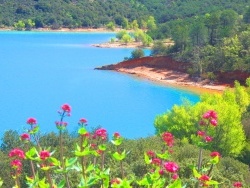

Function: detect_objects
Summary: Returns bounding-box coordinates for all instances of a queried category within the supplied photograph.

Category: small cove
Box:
[0,31,200,139]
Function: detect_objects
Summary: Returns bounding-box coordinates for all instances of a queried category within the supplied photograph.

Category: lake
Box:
[0,31,199,139]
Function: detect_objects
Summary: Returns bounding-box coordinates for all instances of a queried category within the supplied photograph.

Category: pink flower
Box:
[159,169,164,175]
[61,104,71,113]
[199,175,210,187]
[164,161,179,173]
[20,133,30,141]
[233,182,243,187]
[146,150,155,158]
[162,132,174,147]
[10,159,22,170]
[55,121,68,130]
[110,178,121,185]
[39,150,50,160]
[197,130,206,137]
[26,117,37,125]
[199,174,210,181]
[9,148,25,159]
[210,151,221,158]
[199,120,206,126]
[205,136,213,142]
[94,128,107,140]
[210,119,218,126]
[202,110,217,119]
[79,118,87,125]
[209,110,218,119]
[113,132,120,139]
[172,173,179,180]
[151,158,161,166]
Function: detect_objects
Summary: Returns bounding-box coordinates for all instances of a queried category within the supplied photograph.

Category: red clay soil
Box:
[96,56,250,86]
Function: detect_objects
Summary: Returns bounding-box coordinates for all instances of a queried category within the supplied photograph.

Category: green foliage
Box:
[130,48,145,59]
[155,82,249,157]
[106,22,115,31]
[121,33,133,44]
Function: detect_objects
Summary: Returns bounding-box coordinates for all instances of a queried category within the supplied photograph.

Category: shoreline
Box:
[115,66,229,94]
[115,67,227,95]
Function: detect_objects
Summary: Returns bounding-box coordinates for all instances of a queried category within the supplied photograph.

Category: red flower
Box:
[9,148,25,159]
[159,169,164,175]
[172,173,179,180]
[199,174,210,181]
[111,178,121,185]
[210,119,218,126]
[79,118,87,125]
[202,110,217,119]
[20,133,30,141]
[151,158,161,166]
[199,175,210,187]
[210,151,221,158]
[61,104,71,113]
[26,117,37,125]
[233,182,243,187]
[205,136,213,142]
[10,159,22,170]
[146,150,155,158]
[113,132,120,139]
[94,128,107,140]
[55,121,68,130]
[164,161,179,173]
[39,150,50,160]
[197,130,206,137]
[162,132,174,147]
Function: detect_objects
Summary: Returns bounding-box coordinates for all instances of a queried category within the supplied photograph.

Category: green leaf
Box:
[111,137,123,146]
[86,164,95,173]
[98,144,107,151]
[48,157,60,167]
[144,152,151,164]
[192,167,201,178]
[156,151,169,160]
[58,179,66,188]
[167,179,182,188]
[29,125,40,134]
[78,127,87,135]
[206,180,220,185]
[38,178,49,188]
[26,147,37,160]
[210,156,219,165]
[112,150,126,161]
[66,157,77,167]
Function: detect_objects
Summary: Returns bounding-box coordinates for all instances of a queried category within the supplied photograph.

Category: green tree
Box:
[130,20,139,30]
[116,30,128,40]
[106,21,115,31]
[171,22,189,53]
[151,41,168,56]
[121,33,133,44]
[204,12,221,46]
[154,86,247,157]
[130,48,145,59]
[189,18,207,47]
[147,16,157,30]
[121,17,129,29]
[14,20,25,31]
[25,19,35,30]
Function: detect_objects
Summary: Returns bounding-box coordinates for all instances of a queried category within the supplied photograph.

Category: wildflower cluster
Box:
[2,105,243,188]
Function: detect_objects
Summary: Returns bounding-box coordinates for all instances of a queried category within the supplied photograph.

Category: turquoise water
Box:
[0,32,199,139]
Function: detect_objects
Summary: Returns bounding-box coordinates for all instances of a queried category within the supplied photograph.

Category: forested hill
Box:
[0,0,249,29]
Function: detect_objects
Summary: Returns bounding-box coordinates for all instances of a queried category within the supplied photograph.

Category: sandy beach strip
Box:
[116,66,227,94]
